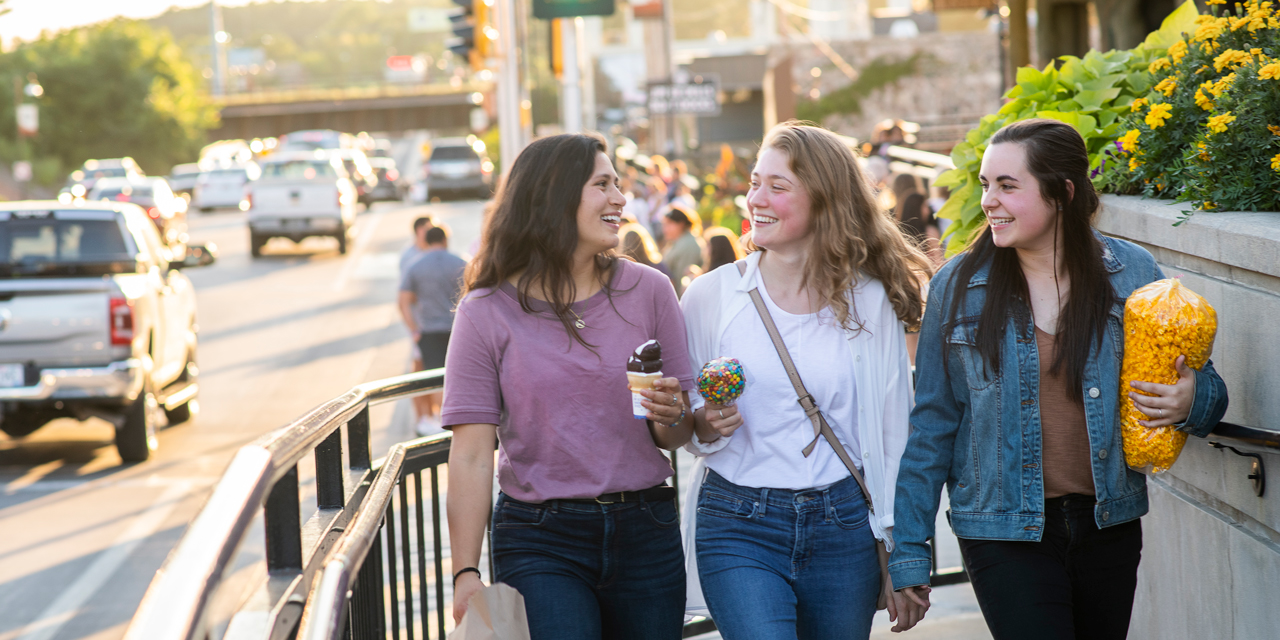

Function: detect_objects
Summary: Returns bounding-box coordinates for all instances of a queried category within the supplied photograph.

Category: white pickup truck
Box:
[0,201,215,461]
[245,152,358,257]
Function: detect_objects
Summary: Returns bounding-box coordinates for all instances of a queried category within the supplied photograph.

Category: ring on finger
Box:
[718,409,724,419]
[670,395,678,406]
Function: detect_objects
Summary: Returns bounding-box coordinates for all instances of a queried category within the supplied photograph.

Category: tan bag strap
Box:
[736,260,875,514]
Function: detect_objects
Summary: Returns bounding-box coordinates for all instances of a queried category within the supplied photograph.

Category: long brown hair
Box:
[943,118,1114,401]
[751,122,931,331]
[463,133,616,347]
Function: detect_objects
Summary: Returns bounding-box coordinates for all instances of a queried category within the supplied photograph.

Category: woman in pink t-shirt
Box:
[443,133,696,640]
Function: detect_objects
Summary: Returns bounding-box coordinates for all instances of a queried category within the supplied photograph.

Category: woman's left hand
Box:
[641,377,685,427]
[1128,355,1197,428]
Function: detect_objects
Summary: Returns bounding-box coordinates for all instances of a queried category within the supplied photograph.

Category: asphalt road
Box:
[0,197,488,640]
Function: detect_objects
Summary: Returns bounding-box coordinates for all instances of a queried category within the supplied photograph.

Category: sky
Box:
[0,0,270,46]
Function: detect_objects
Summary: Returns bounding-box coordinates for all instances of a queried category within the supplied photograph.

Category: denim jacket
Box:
[888,233,1229,590]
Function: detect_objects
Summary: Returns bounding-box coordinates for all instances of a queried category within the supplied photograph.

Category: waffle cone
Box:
[626,371,662,391]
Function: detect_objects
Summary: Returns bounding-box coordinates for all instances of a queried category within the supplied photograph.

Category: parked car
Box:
[192,164,259,212]
[424,138,493,200]
[167,163,202,196]
[245,152,358,257]
[59,157,145,198]
[0,201,216,461]
[89,177,188,254]
[276,129,355,152]
[367,157,406,202]
[335,148,379,206]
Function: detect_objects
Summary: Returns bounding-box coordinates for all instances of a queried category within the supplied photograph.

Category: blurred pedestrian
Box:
[398,223,467,436]
[891,118,1230,639]
[661,206,704,296]
[443,133,695,639]
[680,122,932,638]
[620,221,670,278]
[890,173,942,268]
[401,215,437,422]
[701,226,744,274]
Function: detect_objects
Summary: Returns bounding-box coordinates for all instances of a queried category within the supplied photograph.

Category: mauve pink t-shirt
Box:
[441,259,695,503]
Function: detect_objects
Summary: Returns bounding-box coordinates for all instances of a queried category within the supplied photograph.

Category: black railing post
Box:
[265,465,303,572]
[412,471,431,639]
[398,479,416,640]
[386,501,401,639]
[348,406,372,470]
[316,428,346,509]
[430,466,446,639]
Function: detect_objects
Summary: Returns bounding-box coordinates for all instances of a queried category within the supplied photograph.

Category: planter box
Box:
[1096,194,1280,639]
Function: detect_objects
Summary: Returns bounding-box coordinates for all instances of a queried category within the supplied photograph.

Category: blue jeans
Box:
[696,470,880,640]
[491,492,685,640]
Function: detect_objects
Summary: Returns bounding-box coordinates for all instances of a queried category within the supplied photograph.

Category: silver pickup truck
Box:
[0,201,215,461]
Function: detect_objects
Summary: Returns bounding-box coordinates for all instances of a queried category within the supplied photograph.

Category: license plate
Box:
[0,363,25,388]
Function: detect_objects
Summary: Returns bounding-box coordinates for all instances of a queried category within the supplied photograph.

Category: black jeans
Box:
[958,494,1143,640]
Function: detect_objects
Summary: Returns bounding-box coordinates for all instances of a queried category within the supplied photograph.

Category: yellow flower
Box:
[1169,41,1189,64]
[1206,112,1237,134]
[1208,73,1236,98]
[1145,103,1174,129]
[1196,86,1214,110]
[1129,157,1143,172]
[1261,62,1280,79]
[1203,201,1217,210]
[1130,97,1148,113]
[1251,48,1263,56]
[1268,124,1280,136]
[1155,77,1178,96]
[1206,1,1226,6]
[1198,142,1212,162]
[1231,16,1253,31]
[1195,20,1226,42]
[1271,153,1280,171]
[1149,58,1171,73]
[1214,49,1252,72]
[1119,129,1141,152]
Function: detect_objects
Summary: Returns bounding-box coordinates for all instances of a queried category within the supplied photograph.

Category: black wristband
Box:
[452,566,481,585]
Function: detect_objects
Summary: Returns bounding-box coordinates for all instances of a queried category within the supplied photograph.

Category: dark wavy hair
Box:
[943,118,1115,401]
[462,133,615,348]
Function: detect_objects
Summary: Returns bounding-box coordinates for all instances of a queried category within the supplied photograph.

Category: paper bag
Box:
[447,583,531,640]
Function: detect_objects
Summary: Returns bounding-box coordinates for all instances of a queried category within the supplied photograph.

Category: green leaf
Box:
[934,167,967,189]
[1141,0,1199,50]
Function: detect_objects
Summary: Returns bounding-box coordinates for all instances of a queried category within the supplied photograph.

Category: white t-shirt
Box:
[708,274,861,490]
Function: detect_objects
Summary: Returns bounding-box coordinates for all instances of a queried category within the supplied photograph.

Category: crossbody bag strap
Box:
[736,260,875,515]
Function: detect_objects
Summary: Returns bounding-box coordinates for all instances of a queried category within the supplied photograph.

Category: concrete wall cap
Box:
[1097,195,1280,280]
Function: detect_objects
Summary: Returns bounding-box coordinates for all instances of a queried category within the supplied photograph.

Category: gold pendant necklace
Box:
[569,306,585,329]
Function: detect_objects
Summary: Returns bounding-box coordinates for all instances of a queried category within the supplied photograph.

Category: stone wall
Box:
[1095,195,1280,639]
[788,30,1005,147]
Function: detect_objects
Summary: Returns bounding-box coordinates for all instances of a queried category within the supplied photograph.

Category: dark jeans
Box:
[958,494,1143,640]
[696,470,880,640]
[491,492,685,640]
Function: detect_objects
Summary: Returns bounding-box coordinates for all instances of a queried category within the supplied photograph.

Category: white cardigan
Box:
[679,251,913,550]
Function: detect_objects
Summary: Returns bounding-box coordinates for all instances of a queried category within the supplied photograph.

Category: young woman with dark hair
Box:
[890,119,1230,639]
[680,122,932,638]
[443,133,696,639]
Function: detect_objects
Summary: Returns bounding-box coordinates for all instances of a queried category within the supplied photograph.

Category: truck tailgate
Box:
[251,180,340,218]
[0,280,114,368]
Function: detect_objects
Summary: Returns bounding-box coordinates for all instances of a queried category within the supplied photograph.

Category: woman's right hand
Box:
[892,585,932,632]
[452,572,486,624]
[703,401,743,440]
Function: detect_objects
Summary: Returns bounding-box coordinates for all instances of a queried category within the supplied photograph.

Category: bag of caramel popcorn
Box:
[1119,278,1217,474]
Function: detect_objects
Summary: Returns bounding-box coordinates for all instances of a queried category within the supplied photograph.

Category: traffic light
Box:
[448,0,493,70]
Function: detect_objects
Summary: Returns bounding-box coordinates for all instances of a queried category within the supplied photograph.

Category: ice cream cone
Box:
[627,371,662,419]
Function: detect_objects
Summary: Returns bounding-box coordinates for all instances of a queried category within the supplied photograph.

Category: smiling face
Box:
[747,147,813,254]
[574,152,626,259]
[979,142,1060,251]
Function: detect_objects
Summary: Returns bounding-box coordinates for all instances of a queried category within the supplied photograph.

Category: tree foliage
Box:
[796,53,927,123]
[0,19,216,179]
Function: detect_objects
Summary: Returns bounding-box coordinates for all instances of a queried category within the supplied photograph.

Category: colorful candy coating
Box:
[697,357,746,405]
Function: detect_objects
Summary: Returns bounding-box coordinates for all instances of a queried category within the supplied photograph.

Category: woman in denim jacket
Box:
[889,119,1228,639]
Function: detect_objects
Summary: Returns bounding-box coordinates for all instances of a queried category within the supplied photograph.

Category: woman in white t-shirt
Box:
[679,123,932,638]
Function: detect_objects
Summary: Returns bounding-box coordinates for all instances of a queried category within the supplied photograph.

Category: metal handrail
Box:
[124,369,446,640]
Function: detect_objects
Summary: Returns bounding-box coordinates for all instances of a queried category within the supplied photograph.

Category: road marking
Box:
[331,209,387,292]
[3,461,64,495]
[12,480,191,640]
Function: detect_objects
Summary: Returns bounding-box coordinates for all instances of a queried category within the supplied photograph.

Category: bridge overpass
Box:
[212,82,493,140]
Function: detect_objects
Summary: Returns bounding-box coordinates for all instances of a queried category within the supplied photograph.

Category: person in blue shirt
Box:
[889,119,1229,639]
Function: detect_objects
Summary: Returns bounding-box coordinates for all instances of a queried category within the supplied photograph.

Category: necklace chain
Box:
[568,305,585,329]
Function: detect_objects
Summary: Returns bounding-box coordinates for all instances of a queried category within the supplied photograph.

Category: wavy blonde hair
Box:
[753,122,932,331]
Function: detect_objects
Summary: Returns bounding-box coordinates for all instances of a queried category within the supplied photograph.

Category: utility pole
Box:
[209,0,228,96]
[558,17,583,133]
[494,0,527,170]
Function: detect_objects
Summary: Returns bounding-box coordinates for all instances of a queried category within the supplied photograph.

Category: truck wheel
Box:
[250,232,264,258]
[336,230,349,254]
[165,350,198,424]
[117,383,160,462]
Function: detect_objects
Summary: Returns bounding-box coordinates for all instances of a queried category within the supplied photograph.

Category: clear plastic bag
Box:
[1119,278,1217,474]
